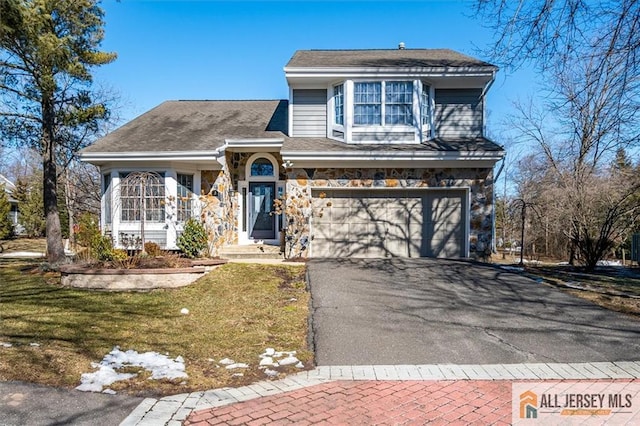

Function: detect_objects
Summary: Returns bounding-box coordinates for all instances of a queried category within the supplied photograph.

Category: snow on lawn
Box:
[76,347,187,393]
[77,346,305,393]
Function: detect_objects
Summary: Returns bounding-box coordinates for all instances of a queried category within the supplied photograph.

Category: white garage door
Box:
[311,189,467,258]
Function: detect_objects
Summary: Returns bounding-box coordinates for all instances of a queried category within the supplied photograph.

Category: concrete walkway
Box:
[120,361,640,425]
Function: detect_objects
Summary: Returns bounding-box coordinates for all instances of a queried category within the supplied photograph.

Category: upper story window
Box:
[353,81,414,126]
[177,173,193,222]
[354,82,382,125]
[327,79,432,143]
[333,84,344,125]
[385,81,413,125]
[250,157,274,177]
[421,84,430,125]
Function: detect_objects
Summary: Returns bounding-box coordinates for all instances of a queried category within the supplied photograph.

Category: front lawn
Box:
[0,259,311,397]
[524,264,640,317]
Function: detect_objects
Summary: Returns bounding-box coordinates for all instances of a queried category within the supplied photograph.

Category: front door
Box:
[248,182,276,240]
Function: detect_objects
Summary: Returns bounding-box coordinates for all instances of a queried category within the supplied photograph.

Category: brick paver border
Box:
[119,362,640,425]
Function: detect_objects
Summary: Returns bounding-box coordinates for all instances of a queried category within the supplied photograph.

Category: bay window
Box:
[329,79,431,142]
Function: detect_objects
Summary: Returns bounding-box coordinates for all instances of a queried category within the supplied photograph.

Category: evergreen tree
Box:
[0,185,13,239]
[0,0,116,263]
[13,177,45,237]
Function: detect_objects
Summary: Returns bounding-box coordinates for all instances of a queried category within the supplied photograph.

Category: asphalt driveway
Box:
[307,258,640,365]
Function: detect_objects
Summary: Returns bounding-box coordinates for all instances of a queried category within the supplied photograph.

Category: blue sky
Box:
[96,0,538,132]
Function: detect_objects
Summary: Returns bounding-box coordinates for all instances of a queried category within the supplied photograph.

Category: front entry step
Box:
[220,244,283,260]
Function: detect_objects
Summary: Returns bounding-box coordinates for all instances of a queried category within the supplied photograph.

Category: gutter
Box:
[79,149,222,163]
[281,150,505,162]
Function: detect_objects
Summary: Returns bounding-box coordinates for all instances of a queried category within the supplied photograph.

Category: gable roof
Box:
[82,100,288,154]
[285,49,496,69]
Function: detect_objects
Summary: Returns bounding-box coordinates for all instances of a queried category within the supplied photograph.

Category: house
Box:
[80,46,505,259]
[0,174,21,234]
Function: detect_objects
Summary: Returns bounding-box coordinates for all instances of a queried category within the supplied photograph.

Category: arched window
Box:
[250,157,274,177]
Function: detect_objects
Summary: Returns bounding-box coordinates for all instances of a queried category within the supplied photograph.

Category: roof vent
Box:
[398,42,405,50]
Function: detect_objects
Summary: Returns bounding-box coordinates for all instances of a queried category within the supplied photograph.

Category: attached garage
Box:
[311,189,468,258]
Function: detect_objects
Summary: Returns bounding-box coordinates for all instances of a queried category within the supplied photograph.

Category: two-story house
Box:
[80,47,504,258]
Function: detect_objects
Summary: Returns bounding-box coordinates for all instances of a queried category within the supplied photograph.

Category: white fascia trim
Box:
[223,138,285,148]
[281,150,504,162]
[284,66,496,78]
[80,150,221,162]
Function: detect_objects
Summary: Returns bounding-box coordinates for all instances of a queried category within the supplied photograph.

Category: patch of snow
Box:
[29,343,40,347]
[76,365,136,392]
[264,369,278,377]
[597,260,622,266]
[207,358,216,362]
[500,265,525,272]
[225,363,249,370]
[180,308,189,315]
[557,261,570,265]
[76,347,188,393]
[259,357,276,366]
[264,348,276,357]
[1,342,12,348]
[219,358,235,365]
[232,373,244,377]
[278,356,300,366]
[102,389,117,395]
[295,362,304,369]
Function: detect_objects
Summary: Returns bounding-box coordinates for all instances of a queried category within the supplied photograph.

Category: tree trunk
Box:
[42,100,65,264]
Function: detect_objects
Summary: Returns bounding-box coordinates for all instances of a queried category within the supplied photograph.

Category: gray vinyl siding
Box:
[292,89,327,137]
[434,89,483,138]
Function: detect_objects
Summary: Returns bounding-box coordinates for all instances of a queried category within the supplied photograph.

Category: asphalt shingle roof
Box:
[82,100,288,153]
[285,49,495,69]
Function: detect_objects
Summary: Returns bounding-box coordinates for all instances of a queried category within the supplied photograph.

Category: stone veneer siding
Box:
[284,167,495,258]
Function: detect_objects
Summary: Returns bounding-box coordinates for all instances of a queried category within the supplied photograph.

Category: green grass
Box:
[0,259,311,397]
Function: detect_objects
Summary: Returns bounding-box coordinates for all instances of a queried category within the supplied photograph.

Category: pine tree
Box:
[0,185,13,239]
[0,0,116,263]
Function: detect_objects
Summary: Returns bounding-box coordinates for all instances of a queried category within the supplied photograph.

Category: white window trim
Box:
[245,153,279,182]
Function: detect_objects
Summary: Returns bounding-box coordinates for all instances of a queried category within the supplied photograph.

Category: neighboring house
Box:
[0,174,21,234]
[80,47,505,259]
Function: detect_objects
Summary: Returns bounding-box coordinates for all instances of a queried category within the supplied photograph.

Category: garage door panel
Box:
[329,206,351,223]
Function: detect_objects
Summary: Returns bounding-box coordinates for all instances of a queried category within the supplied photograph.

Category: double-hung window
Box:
[385,81,413,125]
[354,82,382,125]
[421,83,430,125]
[177,173,193,222]
[333,84,344,125]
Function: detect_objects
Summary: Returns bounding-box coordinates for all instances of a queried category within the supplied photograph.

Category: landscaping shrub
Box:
[144,241,162,256]
[177,218,208,258]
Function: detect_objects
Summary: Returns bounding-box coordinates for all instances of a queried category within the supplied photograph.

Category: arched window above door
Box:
[250,157,275,177]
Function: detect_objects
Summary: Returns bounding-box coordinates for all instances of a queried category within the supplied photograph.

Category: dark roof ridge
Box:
[172,99,287,102]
